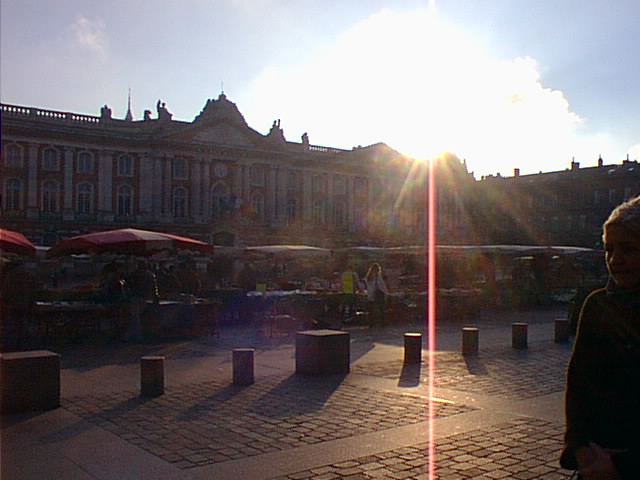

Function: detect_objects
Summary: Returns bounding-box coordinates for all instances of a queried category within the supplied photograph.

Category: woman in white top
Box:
[364,263,389,326]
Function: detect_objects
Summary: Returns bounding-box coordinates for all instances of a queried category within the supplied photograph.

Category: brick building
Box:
[2,93,634,250]
[472,158,640,247]
[1,94,437,248]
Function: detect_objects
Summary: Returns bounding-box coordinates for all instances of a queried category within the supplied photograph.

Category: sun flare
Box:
[245,7,587,177]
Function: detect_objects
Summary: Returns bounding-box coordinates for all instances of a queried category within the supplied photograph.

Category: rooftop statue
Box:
[156,100,173,121]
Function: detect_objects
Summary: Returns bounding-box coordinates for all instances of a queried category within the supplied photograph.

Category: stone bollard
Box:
[140,356,165,397]
[554,318,570,343]
[462,327,479,356]
[233,348,255,385]
[404,333,422,364]
[1,350,60,415]
[512,322,528,349]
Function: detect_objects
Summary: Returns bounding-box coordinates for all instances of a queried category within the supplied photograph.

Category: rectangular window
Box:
[77,152,94,174]
[43,148,59,171]
[77,184,93,214]
[42,181,59,213]
[5,145,23,168]
[287,170,301,191]
[118,154,134,177]
[5,179,22,210]
[173,159,187,179]
[312,175,324,193]
[250,165,265,186]
[334,176,346,195]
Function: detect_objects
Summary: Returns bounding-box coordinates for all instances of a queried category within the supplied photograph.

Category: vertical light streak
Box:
[427,156,437,479]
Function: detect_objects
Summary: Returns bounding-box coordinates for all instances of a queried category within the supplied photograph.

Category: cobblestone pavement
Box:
[352,343,573,399]
[63,375,474,470]
[268,418,572,480]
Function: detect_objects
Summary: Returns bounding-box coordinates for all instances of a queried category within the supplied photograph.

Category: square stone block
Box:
[0,350,60,415]
[295,329,350,376]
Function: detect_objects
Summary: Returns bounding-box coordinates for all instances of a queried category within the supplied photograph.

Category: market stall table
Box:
[142,300,219,338]
[27,301,107,343]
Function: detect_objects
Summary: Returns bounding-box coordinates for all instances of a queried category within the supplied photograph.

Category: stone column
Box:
[277,167,287,222]
[201,159,211,219]
[97,151,114,222]
[151,155,163,219]
[327,173,334,230]
[190,158,201,219]
[347,175,355,231]
[162,156,172,218]
[268,165,277,222]
[138,153,154,221]
[302,170,312,226]
[63,147,74,219]
[26,144,39,218]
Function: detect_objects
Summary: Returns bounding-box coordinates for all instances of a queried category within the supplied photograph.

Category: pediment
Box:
[171,122,257,146]
[194,124,250,145]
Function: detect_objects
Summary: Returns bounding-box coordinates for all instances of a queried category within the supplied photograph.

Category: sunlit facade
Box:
[1,94,448,248]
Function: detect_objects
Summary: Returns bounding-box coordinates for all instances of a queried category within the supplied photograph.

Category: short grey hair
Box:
[604,195,640,234]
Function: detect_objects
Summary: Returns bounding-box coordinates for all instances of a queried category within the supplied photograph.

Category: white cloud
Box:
[70,16,109,60]
[243,8,601,177]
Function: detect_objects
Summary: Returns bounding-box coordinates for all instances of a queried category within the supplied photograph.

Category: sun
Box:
[246,5,585,177]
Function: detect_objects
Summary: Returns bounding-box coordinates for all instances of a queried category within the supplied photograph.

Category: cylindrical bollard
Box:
[233,348,255,385]
[404,333,422,364]
[554,318,570,343]
[462,327,479,356]
[512,322,528,349]
[140,356,165,397]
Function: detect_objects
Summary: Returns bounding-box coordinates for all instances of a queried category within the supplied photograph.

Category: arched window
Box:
[286,197,298,223]
[117,185,133,216]
[173,187,187,218]
[42,147,59,171]
[5,144,23,168]
[77,151,94,174]
[251,192,264,221]
[76,182,93,214]
[42,180,59,213]
[211,182,230,218]
[5,178,23,210]
[117,154,133,177]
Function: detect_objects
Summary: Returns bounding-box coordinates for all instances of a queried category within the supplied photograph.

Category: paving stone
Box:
[64,374,471,470]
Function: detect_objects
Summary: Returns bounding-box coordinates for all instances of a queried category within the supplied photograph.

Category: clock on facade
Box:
[215,163,228,178]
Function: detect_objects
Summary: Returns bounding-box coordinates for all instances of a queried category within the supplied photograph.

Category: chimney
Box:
[571,157,580,170]
[514,168,520,177]
[597,155,603,167]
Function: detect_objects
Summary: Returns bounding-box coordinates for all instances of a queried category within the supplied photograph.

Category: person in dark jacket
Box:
[561,195,640,479]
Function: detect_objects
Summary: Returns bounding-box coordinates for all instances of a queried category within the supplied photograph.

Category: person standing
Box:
[561,195,640,479]
[125,260,158,342]
[341,264,360,318]
[364,262,389,327]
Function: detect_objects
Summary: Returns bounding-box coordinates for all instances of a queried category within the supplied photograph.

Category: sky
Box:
[2,0,639,178]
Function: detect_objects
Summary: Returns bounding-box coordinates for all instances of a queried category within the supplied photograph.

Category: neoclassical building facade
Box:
[2,94,466,248]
